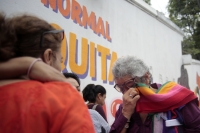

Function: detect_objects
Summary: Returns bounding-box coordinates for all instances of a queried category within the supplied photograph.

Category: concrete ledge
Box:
[182,54,200,65]
[192,59,200,65]
[126,0,184,36]
[182,54,192,65]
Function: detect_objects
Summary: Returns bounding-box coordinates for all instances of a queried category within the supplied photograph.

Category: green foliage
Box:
[143,0,151,5]
[193,21,200,59]
[182,36,200,55]
[167,0,200,60]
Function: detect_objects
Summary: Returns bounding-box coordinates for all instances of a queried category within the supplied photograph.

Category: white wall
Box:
[184,60,200,97]
[0,0,185,124]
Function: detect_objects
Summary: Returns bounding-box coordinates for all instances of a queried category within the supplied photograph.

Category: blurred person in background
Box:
[63,72,81,92]
[82,84,107,122]
[63,72,110,133]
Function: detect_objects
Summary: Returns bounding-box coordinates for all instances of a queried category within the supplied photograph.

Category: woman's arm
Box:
[0,57,68,82]
[0,57,34,79]
[109,104,128,133]
[110,88,140,133]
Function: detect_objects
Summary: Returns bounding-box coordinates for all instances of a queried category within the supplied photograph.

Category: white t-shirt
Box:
[89,109,110,133]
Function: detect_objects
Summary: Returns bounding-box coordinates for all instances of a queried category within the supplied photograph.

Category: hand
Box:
[122,88,140,119]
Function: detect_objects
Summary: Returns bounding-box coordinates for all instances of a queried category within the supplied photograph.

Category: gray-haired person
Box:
[110,56,200,133]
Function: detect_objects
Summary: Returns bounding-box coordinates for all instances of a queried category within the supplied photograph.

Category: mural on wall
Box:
[194,73,200,106]
[41,0,118,85]
[40,0,121,121]
[177,65,190,89]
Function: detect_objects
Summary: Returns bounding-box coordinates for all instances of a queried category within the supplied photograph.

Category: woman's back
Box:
[88,103,107,121]
[89,109,110,133]
[0,80,95,133]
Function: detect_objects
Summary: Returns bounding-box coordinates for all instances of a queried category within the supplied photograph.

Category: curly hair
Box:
[0,13,62,61]
[112,56,149,79]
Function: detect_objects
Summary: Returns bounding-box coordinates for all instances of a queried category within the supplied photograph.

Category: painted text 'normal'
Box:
[41,0,112,42]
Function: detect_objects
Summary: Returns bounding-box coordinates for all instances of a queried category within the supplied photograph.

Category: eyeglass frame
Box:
[39,29,64,48]
[114,77,138,93]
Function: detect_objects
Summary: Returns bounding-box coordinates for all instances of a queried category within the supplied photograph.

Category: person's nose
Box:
[122,86,129,94]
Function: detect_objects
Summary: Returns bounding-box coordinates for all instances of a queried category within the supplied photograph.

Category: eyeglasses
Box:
[114,78,137,93]
[40,29,64,48]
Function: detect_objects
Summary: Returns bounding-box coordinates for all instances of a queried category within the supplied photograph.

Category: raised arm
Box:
[110,88,140,133]
[109,104,128,133]
[0,57,33,79]
[0,57,67,82]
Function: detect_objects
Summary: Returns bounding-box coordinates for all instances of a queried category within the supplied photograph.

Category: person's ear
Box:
[144,72,151,84]
[97,93,102,99]
[43,49,53,66]
[144,72,149,78]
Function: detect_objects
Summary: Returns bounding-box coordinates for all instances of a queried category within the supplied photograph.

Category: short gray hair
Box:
[112,56,149,79]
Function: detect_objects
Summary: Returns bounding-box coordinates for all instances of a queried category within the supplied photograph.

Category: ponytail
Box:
[82,84,106,103]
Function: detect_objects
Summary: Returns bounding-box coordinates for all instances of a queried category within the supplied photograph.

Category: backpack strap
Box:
[92,104,98,110]
[91,104,106,133]
[175,106,185,124]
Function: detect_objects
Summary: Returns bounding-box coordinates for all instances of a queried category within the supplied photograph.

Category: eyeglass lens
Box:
[114,78,136,93]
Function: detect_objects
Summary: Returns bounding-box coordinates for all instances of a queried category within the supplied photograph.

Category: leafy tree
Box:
[193,21,200,59]
[167,0,200,60]
[143,0,151,5]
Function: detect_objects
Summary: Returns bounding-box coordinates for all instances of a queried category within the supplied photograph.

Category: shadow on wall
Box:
[177,65,190,90]
[194,73,200,107]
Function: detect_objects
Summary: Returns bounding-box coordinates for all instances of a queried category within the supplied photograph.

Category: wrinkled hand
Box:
[122,88,140,119]
[29,61,69,83]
